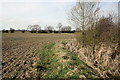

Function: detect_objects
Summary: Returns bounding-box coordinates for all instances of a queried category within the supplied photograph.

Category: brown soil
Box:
[2,32,75,79]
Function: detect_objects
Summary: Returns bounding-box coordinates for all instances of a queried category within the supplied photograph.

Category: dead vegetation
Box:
[63,40,120,78]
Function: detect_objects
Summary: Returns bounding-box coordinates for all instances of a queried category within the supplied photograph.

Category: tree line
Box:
[2,23,76,33]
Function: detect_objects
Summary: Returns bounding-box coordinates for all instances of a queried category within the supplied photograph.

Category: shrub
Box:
[38,30,48,33]
[30,30,37,33]
[10,28,15,33]
[94,17,118,44]
[2,30,9,33]
[21,30,25,33]
[75,16,119,48]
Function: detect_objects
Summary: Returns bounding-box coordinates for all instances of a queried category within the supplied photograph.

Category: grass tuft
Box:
[36,42,98,79]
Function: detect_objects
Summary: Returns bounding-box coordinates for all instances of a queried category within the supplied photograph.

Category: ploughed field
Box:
[2,32,75,78]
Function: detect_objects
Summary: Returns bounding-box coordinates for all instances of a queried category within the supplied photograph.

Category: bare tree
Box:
[33,25,41,32]
[57,23,63,33]
[69,1,100,47]
[61,26,71,32]
[45,25,54,33]
[27,25,41,33]
[10,28,15,33]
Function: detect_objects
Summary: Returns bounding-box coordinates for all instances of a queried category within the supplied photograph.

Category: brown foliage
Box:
[95,16,119,44]
[76,16,119,48]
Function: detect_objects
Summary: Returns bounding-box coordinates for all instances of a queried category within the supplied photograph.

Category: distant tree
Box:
[61,26,71,32]
[57,23,63,33]
[2,30,9,33]
[76,27,81,32]
[45,26,54,33]
[10,28,15,33]
[27,25,41,33]
[21,30,26,33]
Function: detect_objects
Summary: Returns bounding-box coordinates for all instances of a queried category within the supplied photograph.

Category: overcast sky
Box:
[0,0,119,30]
